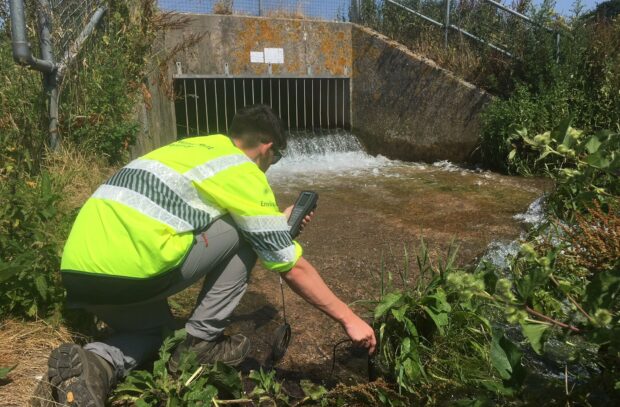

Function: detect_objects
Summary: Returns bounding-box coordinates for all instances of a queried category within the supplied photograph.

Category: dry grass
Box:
[213,0,233,15]
[265,5,307,20]
[0,319,73,407]
[42,143,117,212]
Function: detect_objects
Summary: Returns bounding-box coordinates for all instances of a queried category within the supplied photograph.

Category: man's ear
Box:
[259,141,274,155]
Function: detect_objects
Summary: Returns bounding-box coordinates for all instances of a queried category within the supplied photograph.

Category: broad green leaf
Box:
[0,365,17,379]
[421,305,448,335]
[401,337,411,354]
[584,135,602,154]
[520,322,548,354]
[490,331,522,381]
[490,335,513,380]
[390,304,409,322]
[478,379,516,396]
[207,362,243,398]
[0,261,21,283]
[552,116,571,145]
[508,149,516,161]
[402,356,423,383]
[300,379,327,400]
[585,152,611,169]
[374,292,403,319]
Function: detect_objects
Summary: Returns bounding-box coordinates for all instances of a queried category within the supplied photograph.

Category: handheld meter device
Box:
[287,191,318,239]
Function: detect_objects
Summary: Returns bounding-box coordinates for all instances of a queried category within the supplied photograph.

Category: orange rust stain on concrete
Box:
[318,25,351,76]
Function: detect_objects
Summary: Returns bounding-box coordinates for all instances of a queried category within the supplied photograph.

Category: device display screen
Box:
[298,194,310,206]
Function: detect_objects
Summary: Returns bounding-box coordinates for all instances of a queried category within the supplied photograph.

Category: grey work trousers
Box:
[82,216,257,379]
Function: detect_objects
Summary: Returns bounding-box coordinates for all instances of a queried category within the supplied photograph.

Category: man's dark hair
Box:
[228,105,286,151]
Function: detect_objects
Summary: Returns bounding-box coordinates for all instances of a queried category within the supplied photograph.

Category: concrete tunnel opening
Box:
[174,77,352,138]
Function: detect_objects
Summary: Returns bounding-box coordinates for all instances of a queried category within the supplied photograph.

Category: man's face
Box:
[233,137,282,173]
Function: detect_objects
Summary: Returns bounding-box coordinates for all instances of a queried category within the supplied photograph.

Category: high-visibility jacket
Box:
[61,135,302,281]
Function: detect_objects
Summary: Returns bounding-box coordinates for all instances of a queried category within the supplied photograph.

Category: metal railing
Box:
[378,0,561,60]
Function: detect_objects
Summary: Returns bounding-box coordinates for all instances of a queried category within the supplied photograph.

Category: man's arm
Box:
[281,256,377,354]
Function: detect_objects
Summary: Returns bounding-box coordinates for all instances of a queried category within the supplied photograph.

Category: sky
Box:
[541,0,600,16]
[157,0,603,19]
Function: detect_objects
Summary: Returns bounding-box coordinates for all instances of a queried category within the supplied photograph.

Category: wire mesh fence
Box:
[158,0,352,20]
[48,0,105,60]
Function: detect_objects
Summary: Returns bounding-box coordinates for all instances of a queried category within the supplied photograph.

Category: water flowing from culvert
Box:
[268,130,395,178]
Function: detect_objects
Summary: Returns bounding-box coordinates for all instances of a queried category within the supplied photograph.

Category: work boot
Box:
[47,343,115,407]
[169,333,250,373]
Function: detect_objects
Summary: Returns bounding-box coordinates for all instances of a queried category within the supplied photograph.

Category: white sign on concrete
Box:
[264,48,284,64]
[250,51,264,63]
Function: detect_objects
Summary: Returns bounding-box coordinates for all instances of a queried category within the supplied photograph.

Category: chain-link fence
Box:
[7,0,108,148]
[49,0,105,61]
[158,0,352,20]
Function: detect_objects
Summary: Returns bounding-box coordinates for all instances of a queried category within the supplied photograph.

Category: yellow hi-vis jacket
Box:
[61,135,303,280]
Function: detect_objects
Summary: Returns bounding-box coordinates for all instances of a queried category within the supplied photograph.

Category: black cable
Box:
[329,339,353,377]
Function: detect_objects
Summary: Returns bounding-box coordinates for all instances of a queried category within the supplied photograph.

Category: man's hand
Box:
[281,257,377,356]
[283,205,315,234]
[342,314,377,355]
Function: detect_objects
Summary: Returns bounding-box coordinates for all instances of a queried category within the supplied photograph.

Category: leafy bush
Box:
[479,14,620,173]
[371,235,619,404]
[112,330,338,407]
[372,243,520,404]
[509,120,619,218]
[0,135,68,319]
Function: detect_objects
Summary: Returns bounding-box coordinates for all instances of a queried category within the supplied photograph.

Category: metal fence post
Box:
[444,0,451,48]
[556,32,560,63]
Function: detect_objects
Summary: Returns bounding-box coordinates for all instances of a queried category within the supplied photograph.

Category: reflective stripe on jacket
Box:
[61,135,302,279]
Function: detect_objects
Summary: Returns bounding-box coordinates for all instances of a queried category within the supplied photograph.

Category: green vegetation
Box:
[510,120,619,219]
[112,330,246,406]
[0,0,158,319]
[0,365,16,380]
[478,2,620,173]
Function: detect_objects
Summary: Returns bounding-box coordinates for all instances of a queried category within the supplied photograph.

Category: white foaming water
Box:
[267,131,490,184]
[513,196,546,226]
[481,240,521,269]
[267,131,394,179]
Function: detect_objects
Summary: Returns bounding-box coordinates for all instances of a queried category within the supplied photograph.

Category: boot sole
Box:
[48,343,103,407]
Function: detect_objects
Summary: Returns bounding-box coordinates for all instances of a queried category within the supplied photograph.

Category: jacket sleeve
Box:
[193,157,302,272]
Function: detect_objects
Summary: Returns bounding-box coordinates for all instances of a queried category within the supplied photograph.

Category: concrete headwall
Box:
[166,14,352,77]
[133,14,352,156]
[136,14,491,163]
[351,26,491,163]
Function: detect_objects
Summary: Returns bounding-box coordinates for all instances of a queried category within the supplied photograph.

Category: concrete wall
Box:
[351,26,491,163]
[135,15,491,163]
